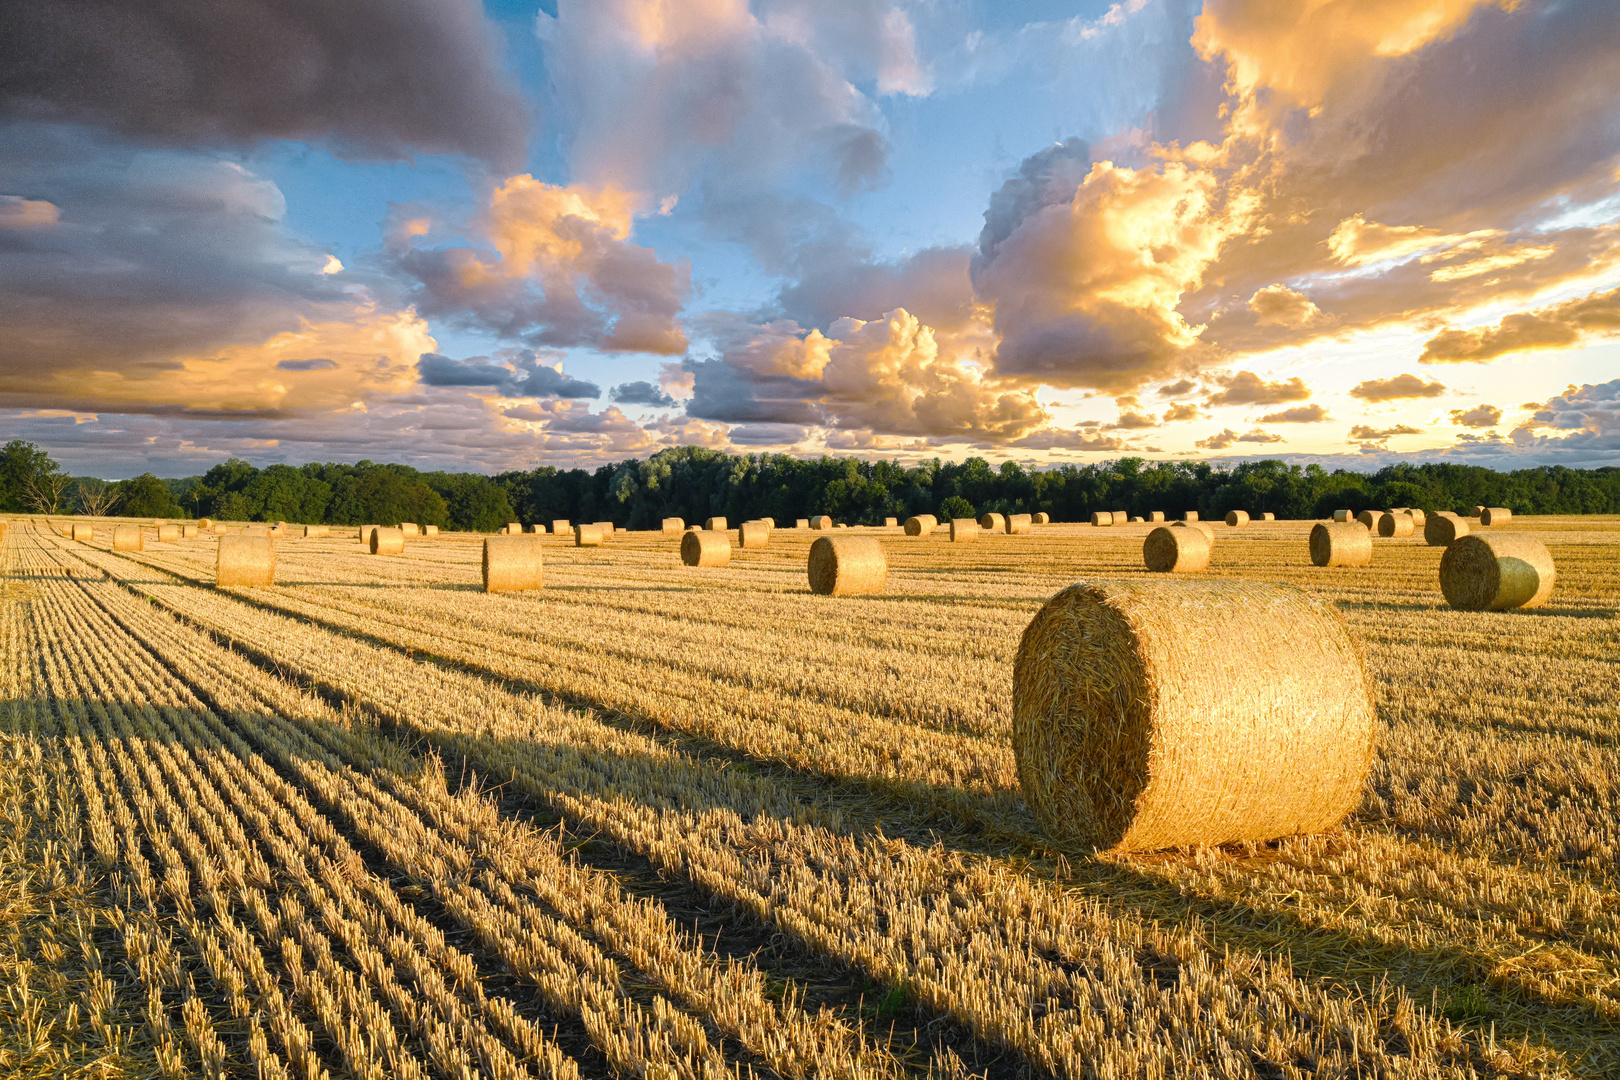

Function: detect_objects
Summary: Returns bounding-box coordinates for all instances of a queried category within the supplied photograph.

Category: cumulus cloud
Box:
[1508,379,1620,454]
[1420,282,1620,363]
[1162,403,1202,422]
[610,381,677,407]
[1247,284,1325,327]
[1157,379,1198,397]
[1105,411,1159,430]
[1259,404,1329,423]
[1205,371,1310,406]
[1450,403,1503,428]
[1349,373,1447,401]
[416,350,600,398]
[0,0,528,167]
[1196,427,1283,450]
[1010,428,1129,452]
[1348,423,1423,450]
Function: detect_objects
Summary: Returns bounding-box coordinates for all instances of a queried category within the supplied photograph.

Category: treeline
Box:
[3,441,1617,530]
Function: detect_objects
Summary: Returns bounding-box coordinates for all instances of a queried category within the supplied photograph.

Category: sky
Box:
[1,0,1617,478]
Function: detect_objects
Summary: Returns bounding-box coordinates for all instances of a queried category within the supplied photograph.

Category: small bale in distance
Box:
[1129,516,1144,523]
[903,514,936,536]
[795,518,810,529]
[1147,511,1165,523]
[1034,512,1051,525]
[662,517,685,535]
[1440,533,1555,611]
[1226,510,1250,527]
[1377,512,1414,538]
[1007,513,1033,535]
[705,516,728,532]
[835,523,848,528]
[1332,509,1353,523]
[949,518,978,542]
[574,524,604,547]
[884,517,898,527]
[682,529,731,566]
[506,522,522,535]
[1012,579,1375,852]
[371,527,405,555]
[71,523,93,541]
[978,512,1006,532]
[113,524,143,551]
[1090,511,1113,527]
[400,522,420,537]
[1260,512,1276,522]
[552,519,571,535]
[597,521,616,537]
[199,518,213,531]
[1184,511,1200,522]
[182,525,199,538]
[304,524,330,539]
[424,525,438,537]
[1310,523,1372,568]
[810,515,832,530]
[1480,507,1512,527]
[529,524,545,534]
[1469,505,1485,518]
[738,520,770,549]
[158,524,181,542]
[1172,520,1216,542]
[360,525,379,543]
[1142,525,1210,573]
[807,535,886,596]
[217,535,275,586]
[1356,510,1379,530]
[482,535,543,593]
[1425,512,1467,547]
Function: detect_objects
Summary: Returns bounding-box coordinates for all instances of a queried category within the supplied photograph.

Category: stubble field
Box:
[2,514,1617,1079]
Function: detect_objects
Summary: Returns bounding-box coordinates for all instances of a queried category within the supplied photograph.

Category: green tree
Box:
[116,473,184,517]
[0,440,65,512]
[939,495,974,520]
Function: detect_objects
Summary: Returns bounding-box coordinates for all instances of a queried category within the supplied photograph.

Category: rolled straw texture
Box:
[1184,511,1200,522]
[506,522,522,535]
[70,523,93,541]
[1225,511,1250,527]
[597,521,615,537]
[949,518,978,542]
[1091,512,1113,527]
[552,520,571,535]
[1172,520,1215,542]
[681,529,731,566]
[1440,534,1555,611]
[807,536,886,596]
[1425,513,1467,547]
[1142,526,1210,573]
[795,519,810,529]
[483,535,544,593]
[1007,513,1033,535]
[1406,509,1426,526]
[1332,510,1353,523]
[1480,507,1512,527]
[1356,510,1379,530]
[1012,579,1375,852]
[370,527,405,555]
[157,524,180,542]
[884,517,898,526]
[903,514,936,536]
[662,517,685,535]
[1260,513,1276,522]
[738,520,770,549]
[979,513,1006,532]
[574,524,604,547]
[1034,512,1051,524]
[216,535,275,586]
[762,518,776,529]
[182,525,198,538]
[400,522,420,537]
[112,524,142,551]
[304,525,329,538]
[423,525,438,536]
[529,524,546,534]
[1147,511,1165,523]
[360,525,379,543]
[1470,505,1486,518]
[705,516,728,532]
[1377,512,1414,538]
[1310,523,1372,568]
[810,515,833,530]
[199,518,213,530]
[1111,511,1128,525]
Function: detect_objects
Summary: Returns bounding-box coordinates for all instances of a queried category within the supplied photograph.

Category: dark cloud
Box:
[1157,379,1198,397]
[610,381,677,407]
[416,353,513,388]
[0,0,528,167]
[1105,411,1158,430]
[728,423,807,446]
[1450,404,1503,428]
[276,358,337,371]
[1205,372,1310,406]
[1421,283,1620,363]
[415,350,599,399]
[1259,404,1329,423]
[777,245,975,333]
[683,357,821,425]
[1349,374,1446,401]
[1510,379,1620,454]
[517,365,600,399]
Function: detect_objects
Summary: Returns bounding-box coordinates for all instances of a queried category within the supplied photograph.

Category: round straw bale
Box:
[157,524,180,542]
[1034,512,1051,524]
[199,518,213,530]
[423,525,438,537]
[836,523,848,528]
[1172,520,1215,542]
[370,527,404,554]
[182,525,199,538]
[949,518,978,542]
[1332,509,1353,523]
[303,524,328,538]
[506,521,522,535]
[482,535,544,593]
[1440,533,1554,611]
[1007,513,1033,535]
[795,518,810,529]
[528,524,545,534]
[662,517,685,535]
[884,517,898,527]
[978,512,1006,532]
[807,536,886,595]
[400,522,420,537]
[1425,512,1467,547]
[597,521,616,537]
[552,520,570,535]
[1225,510,1250,527]
[681,529,731,566]
[1142,525,1210,573]
[216,535,275,587]
[1012,579,1375,852]
[574,524,604,547]
[1260,512,1276,522]
[738,520,770,549]
[1356,510,1378,530]
[810,515,832,530]
[1377,512,1414,538]
[360,525,379,543]
[1309,522,1372,567]
[1406,508,1426,526]
[112,524,143,551]
[903,514,936,536]
[705,516,728,531]
[760,518,774,529]
[1129,516,1144,523]
[1480,507,1512,527]
[1184,511,1200,522]
[1090,511,1113,527]
[498,527,507,535]
[1469,505,1485,518]
[71,523,94,541]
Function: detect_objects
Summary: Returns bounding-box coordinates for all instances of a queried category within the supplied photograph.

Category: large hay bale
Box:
[371,527,405,555]
[552,519,571,535]
[1142,526,1210,573]
[884,517,898,527]
[1007,513,1033,535]
[1034,512,1051,524]
[1332,509,1353,523]
[574,524,604,547]
[1012,579,1375,852]
[1259,512,1276,522]
[1309,523,1372,568]
[795,518,810,529]
[1425,512,1467,547]
[705,516,728,532]
[217,535,275,586]
[157,524,181,542]
[682,529,731,566]
[483,535,544,593]
[1172,520,1215,542]
[807,536,886,595]
[1469,505,1485,518]
[113,524,143,551]
[1356,510,1379,530]
[738,520,770,549]
[1440,534,1555,611]
[1090,511,1113,527]
[1225,510,1250,527]
[1147,511,1165,523]
[182,525,199,538]
[662,517,685,535]
[71,523,94,541]
[400,522,420,537]
[1376,512,1414,538]
[949,518,978,542]
[423,525,438,537]
[810,515,832,530]
[1480,507,1512,527]
[903,514,936,536]
[978,512,1006,532]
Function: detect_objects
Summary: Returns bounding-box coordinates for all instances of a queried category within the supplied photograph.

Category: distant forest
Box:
[2,441,1617,531]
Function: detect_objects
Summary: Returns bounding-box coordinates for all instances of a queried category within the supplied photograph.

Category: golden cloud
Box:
[1350,373,1447,400]
[1421,282,1620,362]
[1205,371,1310,406]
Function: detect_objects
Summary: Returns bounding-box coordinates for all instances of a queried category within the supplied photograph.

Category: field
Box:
[3,514,1618,1079]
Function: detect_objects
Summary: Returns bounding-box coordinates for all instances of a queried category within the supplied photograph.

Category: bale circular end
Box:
[1142,526,1210,573]
[1309,522,1372,568]
[112,524,143,552]
[903,514,937,536]
[370,527,405,555]
[1012,580,1375,852]
[574,524,604,547]
[1090,511,1113,527]
[217,535,276,586]
[1225,510,1250,527]
[807,536,886,595]
[1034,512,1051,525]
[1376,512,1414,538]
[682,529,731,566]
[809,515,832,530]
[1480,507,1512,527]
[1424,512,1467,547]
[949,518,978,542]
[1355,511,1378,530]
[1469,505,1486,518]
[483,535,544,593]
[1439,533,1554,611]
[978,512,1006,532]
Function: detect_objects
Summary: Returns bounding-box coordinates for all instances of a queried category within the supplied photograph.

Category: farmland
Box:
[3,515,1618,1078]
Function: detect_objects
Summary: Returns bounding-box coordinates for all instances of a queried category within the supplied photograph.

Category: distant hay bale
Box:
[1356,510,1379,530]
[1309,523,1372,568]
[795,518,810,529]
[705,516,728,531]
[1184,511,1199,522]
[1013,579,1375,852]
[482,535,544,593]
[182,525,198,538]
[423,525,438,537]
[1225,510,1250,527]
[738,520,771,549]
[360,525,379,543]
[371,527,405,555]
[762,518,775,528]
[1172,520,1215,542]
[1260,512,1276,522]
[836,523,848,528]
[1090,511,1113,527]
[529,524,546,534]
[1425,512,1467,547]
[199,518,213,530]
[1377,512,1414,538]
[1007,513,1033,535]
[810,515,832,530]
[1480,507,1512,527]
[304,525,329,539]
[949,518,978,542]
[1440,533,1555,611]
[597,521,616,537]
[681,529,731,566]
[552,520,570,535]
[217,535,275,587]
[807,535,886,596]
[1129,516,1144,523]
[1332,509,1353,523]
[113,524,143,551]
[157,524,180,542]
[506,522,522,535]
[400,522,420,537]
[662,517,685,535]
[1142,525,1210,573]
[1469,505,1485,518]
[903,514,936,536]
[574,524,604,547]
[979,512,1006,532]
[884,517,898,526]
[1034,512,1051,524]
[1406,509,1426,526]
[498,527,507,535]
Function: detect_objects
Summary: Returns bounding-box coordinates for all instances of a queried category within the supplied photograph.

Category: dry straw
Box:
[903,514,937,536]
[1142,525,1210,573]
[199,518,213,530]
[705,516,728,531]
[1480,507,1513,526]
[482,535,544,593]
[1147,511,1165,523]
[1007,513,1033,535]
[1184,510,1199,522]
[810,515,832,530]
[1091,511,1113,527]
[1260,512,1276,522]
[529,523,546,534]
[505,521,522,535]
[662,517,685,535]
[157,524,180,542]
[1425,512,1467,547]
[424,525,439,536]
[360,524,379,543]
[949,518,978,542]
[762,517,775,528]
[1469,505,1486,518]
[371,527,405,554]
[1034,512,1051,524]
[1129,516,1144,523]
[1356,510,1379,530]
[1012,579,1375,852]
[1225,510,1250,527]
[304,524,330,539]
[1377,512,1415,538]
[1172,520,1215,542]
[795,518,810,529]
[182,525,198,538]
[552,519,571,535]
[1332,509,1354,523]
[574,524,604,547]
[113,524,143,551]
[807,535,886,595]
[1440,533,1555,611]
[216,535,275,587]
[400,522,420,537]
[597,521,616,537]
[682,529,731,566]
[1310,522,1372,568]
[884,517,898,526]
[1406,508,1427,526]
[738,520,770,549]
[979,512,1006,532]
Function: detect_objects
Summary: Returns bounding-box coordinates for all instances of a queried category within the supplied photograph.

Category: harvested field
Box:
[3,514,1619,1078]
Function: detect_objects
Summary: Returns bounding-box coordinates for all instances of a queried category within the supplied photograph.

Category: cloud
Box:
[610,381,677,407]
[0,0,528,167]
[1247,284,1325,327]
[1420,282,1620,363]
[1196,427,1283,449]
[0,194,58,227]
[1348,424,1423,448]
[416,350,600,398]
[1157,379,1198,397]
[1205,371,1310,406]
[275,358,338,371]
[1105,411,1159,430]
[1349,373,1447,401]
[1162,403,1202,422]
[1259,404,1329,423]
[1010,428,1129,452]
[729,422,808,446]
[1508,379,1620,454]
[1449,403,1502,428]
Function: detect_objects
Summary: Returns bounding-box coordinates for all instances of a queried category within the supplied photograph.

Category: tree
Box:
[117,473,184,518]
[0,440,64,512]
[22,471,71,513]
[939,495,974,520]
[74,478,122,517]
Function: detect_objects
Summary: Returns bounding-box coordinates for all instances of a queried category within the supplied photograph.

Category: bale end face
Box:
[1142,526,1210,573]
[1480,507,1512,527]
[1424,512,1467,547]
[370,527,405,555]
[1310,523,1372,568]
[217,535,276,586]
[112,524,143,551]
[574,524,604,547]
[1034,512,1051,525]
[978,512,1006,532]
[903,514,937,536]
[949,518,978,542]
[681,529,731,566]
[809,515,832,530]
[483,536,544,593]
[1225,511,1250,527]
[807,536,886,595]
[1439,533,1554,611]
[704,516,728,532]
